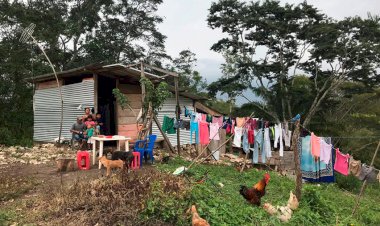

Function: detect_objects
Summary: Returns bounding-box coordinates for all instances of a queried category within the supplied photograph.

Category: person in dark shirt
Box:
[95,112,105,135]
[70,116,86,149]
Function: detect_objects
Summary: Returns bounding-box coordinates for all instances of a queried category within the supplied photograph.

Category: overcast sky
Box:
[157,0,379,104]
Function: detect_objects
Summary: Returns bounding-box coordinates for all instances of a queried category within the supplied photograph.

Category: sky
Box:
[156,0,380,104]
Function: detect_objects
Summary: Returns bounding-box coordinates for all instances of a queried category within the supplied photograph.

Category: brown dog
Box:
[98,156,124,176]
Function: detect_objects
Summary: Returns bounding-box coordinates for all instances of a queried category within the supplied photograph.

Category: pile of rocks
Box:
[0,144,75,167]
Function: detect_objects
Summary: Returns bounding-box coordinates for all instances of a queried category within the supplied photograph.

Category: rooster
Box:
[188,205,210,226]
[239,172,270,206]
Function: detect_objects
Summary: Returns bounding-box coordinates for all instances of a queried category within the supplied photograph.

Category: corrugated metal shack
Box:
[29,63,221,148]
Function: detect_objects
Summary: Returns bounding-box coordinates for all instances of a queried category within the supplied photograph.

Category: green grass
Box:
[154,157,380,226]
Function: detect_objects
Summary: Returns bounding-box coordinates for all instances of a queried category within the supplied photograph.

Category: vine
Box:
[140,77,171,114]
[112,88,130,110]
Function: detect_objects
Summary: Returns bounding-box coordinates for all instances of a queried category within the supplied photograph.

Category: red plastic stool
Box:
[131,152,141,170]
[77,151,90,170]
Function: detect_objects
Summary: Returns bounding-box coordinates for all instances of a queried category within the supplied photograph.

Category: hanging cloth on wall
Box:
[209,123,220,141]
[190,121,199,144]
[274,123,284,156]
[248,129,254,144]
[212,116,223,127]
[206,114,213,123]
[162,116,176,134]
[334,148,350,176]
[233,127,243,147]
[199,121,209,145]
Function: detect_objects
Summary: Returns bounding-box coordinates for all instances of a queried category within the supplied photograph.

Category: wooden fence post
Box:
[291,120,302,201]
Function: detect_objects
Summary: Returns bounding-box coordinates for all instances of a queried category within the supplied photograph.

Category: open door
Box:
[97,75,116,136]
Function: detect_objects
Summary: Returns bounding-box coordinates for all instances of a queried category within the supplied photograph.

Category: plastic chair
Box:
[133,139,146,167]
[144,135,157,164]
[77,151,90,170]
[130,152,141,170]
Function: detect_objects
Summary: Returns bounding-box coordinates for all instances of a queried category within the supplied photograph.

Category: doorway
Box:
[97,75,116,136]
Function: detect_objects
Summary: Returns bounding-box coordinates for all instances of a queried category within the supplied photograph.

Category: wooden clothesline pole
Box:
[352,140,380,216]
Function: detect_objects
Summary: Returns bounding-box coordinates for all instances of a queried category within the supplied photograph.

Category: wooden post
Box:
[153,115,176,154]
[291,120,302,201]
[174,76,181,155]
[140,61,146,110]
[352,140,380,216]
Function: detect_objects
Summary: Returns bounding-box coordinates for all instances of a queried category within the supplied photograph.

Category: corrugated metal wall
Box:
[33,80,94,142]
[152,97,194,146]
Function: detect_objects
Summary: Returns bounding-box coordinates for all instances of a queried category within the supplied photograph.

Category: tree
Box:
[207,0,380,128]
[171,50,207,93]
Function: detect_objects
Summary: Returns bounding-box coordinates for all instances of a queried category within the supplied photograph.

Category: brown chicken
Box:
[189,205,210,226]
[239,172,270,206]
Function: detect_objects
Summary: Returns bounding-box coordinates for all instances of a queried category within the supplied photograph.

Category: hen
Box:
[239,172,270,206]
[189,205,210,226]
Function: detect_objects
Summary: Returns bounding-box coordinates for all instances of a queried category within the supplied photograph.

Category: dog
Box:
[111,151,134,171]
[98,156,124,176]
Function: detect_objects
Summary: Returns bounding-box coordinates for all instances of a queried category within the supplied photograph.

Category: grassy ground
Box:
[155,158,380,226]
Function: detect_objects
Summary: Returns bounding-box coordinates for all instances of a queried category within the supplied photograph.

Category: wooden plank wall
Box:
[36,80,63,90]
[116,83,142,142]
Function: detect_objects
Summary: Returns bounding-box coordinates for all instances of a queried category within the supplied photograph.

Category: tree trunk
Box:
[291,120,302,201]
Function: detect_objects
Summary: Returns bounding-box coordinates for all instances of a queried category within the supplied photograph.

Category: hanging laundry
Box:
[358,164,374,181]
[206,114,213,123]
[236,117,246,127]
[377,172,380,183]
[231,119,235,134]
[311,132,321,157]
[162,116,176,134]
[190,121,199,144]
[226,124,231,134]
[274,123,284,156]
[300,136,314,173]
[283,129,292,147]
[222,117,230,129]
[250,118,257,130]
[233,127,243,147]
[174,119,184,129]
[320,139,332,164]
[195,113,202,122]
[248,129,254,144]
[264,128,272,159]
[199,121,209,145]
[184,106,191,117]
[270,126,275,141]
[209,123,220,140]
[334,149,350,176]
[242,130,249,154]
[349,157,361,177]
[212,116,223,127]
[201,113,207,122]
[253,129,263,163]
[182,120,190,130]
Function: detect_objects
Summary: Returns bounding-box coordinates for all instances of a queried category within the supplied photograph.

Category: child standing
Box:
[85,114,96,127]
[95,112,105,135]
[84,123,95,150]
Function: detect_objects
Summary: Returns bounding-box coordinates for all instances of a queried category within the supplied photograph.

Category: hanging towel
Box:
[162,116,176,134]
[236,117,246,127]
[248,129,254,144]
[349,158,362,177]
[264,128,272,159]
[311,132,321,157]
[358,164,374,181]
[190,121,199,144]
[199,121,209,145]
[233,127,243,147]
[283,129,292,147]
[242,130,249,154]
[320,139,332,164]
[209,123,220,140]
[274,123,284,156]
[334,149,350,176]
[253,129,263,163]
[212,116,223,127]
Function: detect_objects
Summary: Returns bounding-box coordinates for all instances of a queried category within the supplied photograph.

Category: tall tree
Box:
[207,0,380,128]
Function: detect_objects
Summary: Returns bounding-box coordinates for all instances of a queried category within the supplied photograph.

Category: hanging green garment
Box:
[206,114,213,123]
[162,116,176,134]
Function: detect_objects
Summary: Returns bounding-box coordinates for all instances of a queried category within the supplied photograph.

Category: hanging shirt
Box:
[242,130,249,154]
[264,128,272,160]
[236,117,246,127]
[283,129,292,147]
[274,123,284,156]
[233,127,243,147]
[195,113,202,122]
[248,129,254,144]
[358,164,374,181]
[334,149,350,176]
[199,121,209,145]
[311,132,321,157]
[206,114,213,123]
[320,139,332,164]
[212,116,223,127]
[349,157,362,177]
[253,129,263,163]
[201,113,207,122]
[162,116,176,134]
[209,123,220,140]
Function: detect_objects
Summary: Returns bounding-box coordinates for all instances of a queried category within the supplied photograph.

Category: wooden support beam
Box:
[291,120,302,201]
[352,140,380,215]
[153,115,176,153]
[140,62,146,105]
[174,77,181,155]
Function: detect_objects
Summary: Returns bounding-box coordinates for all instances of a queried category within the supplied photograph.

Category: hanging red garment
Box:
[248,129,254,144]
[199,121,210,145]
[334,148,350,176]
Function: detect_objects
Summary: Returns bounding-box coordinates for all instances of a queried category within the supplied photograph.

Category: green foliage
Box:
[112,88,130,111]
[140,77,171,114]
[154,158,380,225]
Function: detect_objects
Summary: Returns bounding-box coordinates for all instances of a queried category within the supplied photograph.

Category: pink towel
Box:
[320,139,332,164]
[209,123,220,140]
[311,132,321,157]
[201,113,207,122]
[199,121,210,145]
[334,148,350,176]
[212,116,223,127]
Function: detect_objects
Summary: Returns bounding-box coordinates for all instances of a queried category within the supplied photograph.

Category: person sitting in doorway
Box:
[82,107,93,122]
[95,112,105,135]
[70,116,86,149]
